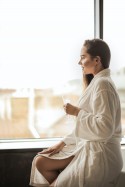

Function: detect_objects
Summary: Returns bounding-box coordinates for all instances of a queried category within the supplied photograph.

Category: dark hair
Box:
[83,38,111,87]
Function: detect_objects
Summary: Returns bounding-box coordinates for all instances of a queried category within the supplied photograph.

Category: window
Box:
[104,0,125,137]
[0,0,94,139]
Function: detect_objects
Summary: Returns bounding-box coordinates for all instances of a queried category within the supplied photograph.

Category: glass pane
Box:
[104,0,125,137]
[0,0,94,139]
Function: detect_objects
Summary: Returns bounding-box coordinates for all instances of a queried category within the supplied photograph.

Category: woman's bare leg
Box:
[35,155,74,184]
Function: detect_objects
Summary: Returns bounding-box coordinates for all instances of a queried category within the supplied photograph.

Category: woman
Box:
[30,39,123,187]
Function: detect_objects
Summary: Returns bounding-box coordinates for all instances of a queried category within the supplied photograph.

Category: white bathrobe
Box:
[30,69,123,187]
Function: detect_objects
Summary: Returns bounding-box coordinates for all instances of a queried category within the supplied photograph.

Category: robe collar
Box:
[80,68,111,99]
[88,68,110,88]
[83,69,110,93]
[94,68,110,79]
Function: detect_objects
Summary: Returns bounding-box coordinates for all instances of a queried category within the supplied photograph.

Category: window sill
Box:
[0,137,125,151]
[0,138,62,151]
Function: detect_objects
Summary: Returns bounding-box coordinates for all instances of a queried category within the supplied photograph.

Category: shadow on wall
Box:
[0,148,41,187]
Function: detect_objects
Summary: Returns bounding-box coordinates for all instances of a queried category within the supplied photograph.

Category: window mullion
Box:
[94,0,103,39]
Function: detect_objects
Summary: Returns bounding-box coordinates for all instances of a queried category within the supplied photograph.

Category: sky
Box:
[0,0,125,88]
[0,0,94,88]
[104,0,125,71]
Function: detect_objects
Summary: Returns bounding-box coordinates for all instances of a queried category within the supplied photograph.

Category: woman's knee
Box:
[35,156,46,172]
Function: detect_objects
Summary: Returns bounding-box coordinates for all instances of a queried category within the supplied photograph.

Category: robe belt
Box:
[83,137,121,145]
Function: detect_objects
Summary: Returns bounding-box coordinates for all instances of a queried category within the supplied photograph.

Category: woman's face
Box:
[78,46,97,75]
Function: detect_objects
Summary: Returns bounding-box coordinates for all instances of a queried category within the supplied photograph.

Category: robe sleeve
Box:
[76,89,118,141]
[62,129,76,145]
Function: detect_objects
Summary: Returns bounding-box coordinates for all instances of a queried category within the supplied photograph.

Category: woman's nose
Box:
[78,60,82,65]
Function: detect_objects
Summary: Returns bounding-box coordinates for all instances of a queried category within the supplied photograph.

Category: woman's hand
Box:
[37,141,66,157]
[63,103,81,116]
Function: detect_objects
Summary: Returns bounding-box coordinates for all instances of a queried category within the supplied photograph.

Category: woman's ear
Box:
[95,56,101,64]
